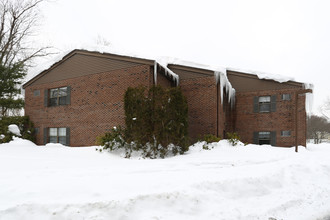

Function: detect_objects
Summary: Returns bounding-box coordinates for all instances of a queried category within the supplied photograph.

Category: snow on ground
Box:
[0,138,330,220]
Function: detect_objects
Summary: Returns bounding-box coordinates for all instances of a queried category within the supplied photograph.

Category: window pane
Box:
[259,96,270,102]
[49,128,57,136]
[59,97,66,105]
[50,89,58,98]
[259,139,271,145]
[58,87,67,97]
[50,98,58,106]
[282,94,291,101]
[59,128,66,136]
[49,136,57,143]
[33,90,40,96]
[259,103,270,112]
[59,137,67,145]
[259,131,270,139]
[281,130,291,137]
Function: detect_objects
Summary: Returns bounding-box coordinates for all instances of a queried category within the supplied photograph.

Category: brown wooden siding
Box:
[227,70,303,92]
[168,65,214,80]
[29,54,144,86]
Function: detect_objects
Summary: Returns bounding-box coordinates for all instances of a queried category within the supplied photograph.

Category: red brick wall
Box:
[25,65,152,146]
[234,88,307,147]
[156,72,173,88]
[180,76,221,142]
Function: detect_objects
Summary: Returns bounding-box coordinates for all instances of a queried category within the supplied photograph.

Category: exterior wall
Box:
[25,64,152,146]
[156,72,173,88]
[234,88,307,147]
[24,51,309,148]
[180,76,220,142]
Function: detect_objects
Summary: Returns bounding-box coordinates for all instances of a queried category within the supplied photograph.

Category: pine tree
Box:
[0,64,25,116]
[0,0,49,116]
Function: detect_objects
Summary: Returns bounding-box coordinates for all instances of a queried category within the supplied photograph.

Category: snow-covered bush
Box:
[96,127,183,158]
[97,85,189,159]
[0,116,35,143]
[201,134,221,144]
[226,132,241,146]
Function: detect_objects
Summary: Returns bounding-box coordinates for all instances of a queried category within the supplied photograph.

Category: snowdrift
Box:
[0,138,330,220]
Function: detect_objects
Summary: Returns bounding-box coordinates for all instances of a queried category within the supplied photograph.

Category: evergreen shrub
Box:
[0,116,35,143]
[227,132,240,146]
[97,85,189,158]
[202,134,221,144]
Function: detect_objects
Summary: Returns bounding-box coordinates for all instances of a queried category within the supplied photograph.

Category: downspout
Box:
[154,61,157,85]
[217,82,219,137]
[295,89,312,152]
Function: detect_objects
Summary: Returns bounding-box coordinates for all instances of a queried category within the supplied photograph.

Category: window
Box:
[258,131,271,145]
[33,90,40,97]
[49,127,69,145]
[281,130,291,137]
[259,96,271,112]
[253,131,276,146]
[50,87,68,106]
[282,94,291,101]
[254,95,276,113]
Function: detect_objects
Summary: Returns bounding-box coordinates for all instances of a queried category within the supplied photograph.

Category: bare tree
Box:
[307,115,330,144]
[0,0,49,67]
[320,96,330,120]
[0,0,50,116]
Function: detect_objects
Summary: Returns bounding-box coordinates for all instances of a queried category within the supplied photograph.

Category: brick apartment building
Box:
[23,49,311,147]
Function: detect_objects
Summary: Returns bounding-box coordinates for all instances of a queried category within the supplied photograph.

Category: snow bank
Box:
[1,138,330,220]
[8,124,21,136]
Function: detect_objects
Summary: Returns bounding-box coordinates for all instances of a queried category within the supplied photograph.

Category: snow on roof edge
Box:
[227,67,295,83]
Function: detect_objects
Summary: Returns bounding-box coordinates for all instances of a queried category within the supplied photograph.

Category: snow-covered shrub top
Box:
[8,124,21,136]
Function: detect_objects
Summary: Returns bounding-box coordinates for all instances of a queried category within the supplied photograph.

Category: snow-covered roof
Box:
[227,67,295,83]
[24,46,313,112]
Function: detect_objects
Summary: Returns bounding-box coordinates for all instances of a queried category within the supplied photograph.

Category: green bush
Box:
[0,116,35,143]
[97,85,189,158]
[226,132,240,146]
[202,134,221,144]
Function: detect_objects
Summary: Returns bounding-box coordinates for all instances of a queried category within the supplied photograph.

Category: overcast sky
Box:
[31,0,330,114]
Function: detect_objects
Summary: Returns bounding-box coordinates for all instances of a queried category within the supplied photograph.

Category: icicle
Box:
[156,61,179,86]
[304,83,314,116]
[215,70,236,108]
[154,61,157,85]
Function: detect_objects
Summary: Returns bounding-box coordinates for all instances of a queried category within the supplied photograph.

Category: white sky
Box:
[31,0,330,114]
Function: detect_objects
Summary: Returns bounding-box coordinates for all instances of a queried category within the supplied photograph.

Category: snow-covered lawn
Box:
[0,138,330,220]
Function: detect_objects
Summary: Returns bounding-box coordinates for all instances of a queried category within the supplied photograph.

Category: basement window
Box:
[49,127,68,145]
[33,90,40,97]
[253,131,276,146]
[281,130,291,137]
[282,94,291,101]
[258,131,271,145]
